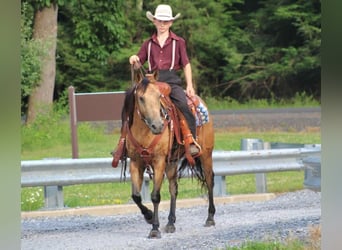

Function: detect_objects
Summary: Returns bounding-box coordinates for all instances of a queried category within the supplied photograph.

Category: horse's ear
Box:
[153,71,159,81]
[145,73,156,83]
[134,71,142,84]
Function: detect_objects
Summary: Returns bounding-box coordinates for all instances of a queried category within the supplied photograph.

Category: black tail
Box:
[178,157,207,189]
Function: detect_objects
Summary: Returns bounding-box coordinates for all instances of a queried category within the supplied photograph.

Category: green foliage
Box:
[69,1,127,62]
[222,0,321,101]
[26,0,66,9]
[55,0,129,98]
[21,0,321,115]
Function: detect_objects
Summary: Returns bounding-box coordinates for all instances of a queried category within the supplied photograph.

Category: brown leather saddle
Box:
[156,81,200,147]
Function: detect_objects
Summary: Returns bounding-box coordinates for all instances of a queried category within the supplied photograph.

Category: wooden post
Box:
[68,86,79,159]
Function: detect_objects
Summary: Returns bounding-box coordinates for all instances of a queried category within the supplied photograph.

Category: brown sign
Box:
[74,91,125,121]
[68,86,126,158]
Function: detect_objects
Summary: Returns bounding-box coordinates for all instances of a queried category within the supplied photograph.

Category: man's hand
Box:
[129,55,140,64]
[129,55,141,69]
[186,85,195,97]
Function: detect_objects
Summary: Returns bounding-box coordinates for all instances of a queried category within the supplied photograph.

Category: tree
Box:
[25,0,60,123]
[55,1,128,96]
[22,0,128,121]
[219,0,321,101]
[21,0,321,111]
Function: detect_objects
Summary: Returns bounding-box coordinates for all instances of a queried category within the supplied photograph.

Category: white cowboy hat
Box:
[146,4,181,22]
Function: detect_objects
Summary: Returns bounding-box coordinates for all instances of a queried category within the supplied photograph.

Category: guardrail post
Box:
[44,186,64,209]
[141,179,150,201]
[241,138,267,193]
[213,175,226,196]
[41,158,64,209]
[303,156,321,191]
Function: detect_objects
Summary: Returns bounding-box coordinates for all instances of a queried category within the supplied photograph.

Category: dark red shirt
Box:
[136,31,190,71]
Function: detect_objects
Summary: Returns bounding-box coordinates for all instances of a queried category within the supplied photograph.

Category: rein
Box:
[131,63,148,86]
[126,70,171,177]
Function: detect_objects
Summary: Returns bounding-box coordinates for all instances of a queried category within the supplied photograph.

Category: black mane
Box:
[121,77,150,128]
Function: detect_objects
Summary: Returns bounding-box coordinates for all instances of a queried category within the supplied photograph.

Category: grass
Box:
[223,225,321,250]
[205,92,319,110]
[225,240,303,250]
[21,170,305,211]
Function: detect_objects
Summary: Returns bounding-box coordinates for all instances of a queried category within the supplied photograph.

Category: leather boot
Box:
[111,122,128,168]
[111,137,126,168]
[179,118,202,164]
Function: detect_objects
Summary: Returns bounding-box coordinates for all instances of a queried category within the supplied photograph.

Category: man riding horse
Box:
[113,4,201,166]
[110,5,216,238]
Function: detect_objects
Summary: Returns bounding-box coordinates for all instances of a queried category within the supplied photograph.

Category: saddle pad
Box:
[195,101,209,126]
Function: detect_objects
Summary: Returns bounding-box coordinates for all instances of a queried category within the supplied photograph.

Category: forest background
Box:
[21,0,320,122]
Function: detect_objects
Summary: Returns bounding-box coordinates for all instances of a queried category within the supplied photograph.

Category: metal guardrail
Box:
[21,145,321,209]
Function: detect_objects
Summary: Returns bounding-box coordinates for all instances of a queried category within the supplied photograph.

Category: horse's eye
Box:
[139,96,144,103]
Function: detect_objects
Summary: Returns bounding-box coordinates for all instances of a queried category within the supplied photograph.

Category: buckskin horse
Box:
[111,70,215,238]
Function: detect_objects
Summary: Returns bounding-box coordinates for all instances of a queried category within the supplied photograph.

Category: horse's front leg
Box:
[130,160,153,224]
[164,162,178,233]
[148,160,165,239]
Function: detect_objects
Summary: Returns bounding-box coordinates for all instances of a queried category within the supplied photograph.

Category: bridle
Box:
[133,84,169,127]
[126,65,171,177]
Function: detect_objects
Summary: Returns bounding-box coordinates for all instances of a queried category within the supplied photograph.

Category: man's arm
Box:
[184,63,195,97]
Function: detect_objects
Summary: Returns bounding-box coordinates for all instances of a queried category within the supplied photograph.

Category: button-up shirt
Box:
[136,31,190,71]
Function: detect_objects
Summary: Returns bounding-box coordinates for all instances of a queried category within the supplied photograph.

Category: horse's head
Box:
[134,76,166,134]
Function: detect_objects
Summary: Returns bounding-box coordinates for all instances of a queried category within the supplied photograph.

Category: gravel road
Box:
[21,189,320,250]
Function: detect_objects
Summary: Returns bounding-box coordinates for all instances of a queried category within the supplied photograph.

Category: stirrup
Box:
[183,135,202,160]
[189,144,200,156]
[190,139,202,158]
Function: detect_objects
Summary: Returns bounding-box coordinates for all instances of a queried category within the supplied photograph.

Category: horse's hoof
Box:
[148,229,161,239]
[164,223,176,233]
[144,210,153,224]
[205,219,215,227]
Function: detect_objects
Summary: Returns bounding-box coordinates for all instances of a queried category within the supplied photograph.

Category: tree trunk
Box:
[136,0,143,11]
[26,4,58,123]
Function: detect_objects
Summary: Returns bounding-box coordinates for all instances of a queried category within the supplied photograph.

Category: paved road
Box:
[210,107,320,131]
[107,107,320,132]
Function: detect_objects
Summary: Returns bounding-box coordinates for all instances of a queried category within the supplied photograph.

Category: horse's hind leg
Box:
[164,162,178,233]
[130,161,153,224]
[201,154,216,226]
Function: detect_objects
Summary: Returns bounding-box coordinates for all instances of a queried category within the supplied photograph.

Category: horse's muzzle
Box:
[148,119,164,134]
